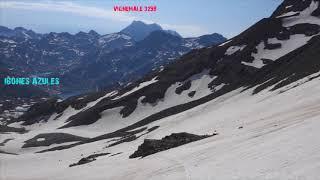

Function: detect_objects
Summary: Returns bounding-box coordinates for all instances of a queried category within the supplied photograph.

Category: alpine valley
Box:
[1,0,320,179]
[0,21,226,95]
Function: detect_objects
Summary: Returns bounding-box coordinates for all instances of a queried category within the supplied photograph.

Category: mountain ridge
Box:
[0,23,226,95]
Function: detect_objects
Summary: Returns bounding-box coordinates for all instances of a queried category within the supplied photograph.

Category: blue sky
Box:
[0,0,283,38]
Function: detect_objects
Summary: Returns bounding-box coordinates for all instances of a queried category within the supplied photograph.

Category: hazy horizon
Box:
[0,0,282,38]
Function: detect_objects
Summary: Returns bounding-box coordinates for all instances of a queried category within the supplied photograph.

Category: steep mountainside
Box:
[2,0,320,179]
[54,0,320,130]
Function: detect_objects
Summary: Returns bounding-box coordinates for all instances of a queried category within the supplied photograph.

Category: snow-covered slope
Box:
[2,70,320,180]
[1,0,320,179]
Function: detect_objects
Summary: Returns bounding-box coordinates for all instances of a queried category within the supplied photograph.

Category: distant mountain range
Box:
[0,21,227,96]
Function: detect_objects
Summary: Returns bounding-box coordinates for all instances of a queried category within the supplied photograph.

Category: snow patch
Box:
[218,40,232,47]
[36,138,45,142]
[0,39,16,43]
[113,77,159,100]
[242,34,314,68]
[225,45,246,56]
[183,38,203,49]
[277,11,298,18]
[281,0,320,27]
[98,33,131,44]
[285,5,293,9]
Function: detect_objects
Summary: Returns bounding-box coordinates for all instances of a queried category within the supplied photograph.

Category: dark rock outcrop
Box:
[129,132,216,158]
[0,125,26,133]
[22,133,89,148]
[69,153,110,167]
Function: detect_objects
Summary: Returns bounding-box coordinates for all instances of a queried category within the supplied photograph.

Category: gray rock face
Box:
[129,132,216,158]
[120,20,163,41]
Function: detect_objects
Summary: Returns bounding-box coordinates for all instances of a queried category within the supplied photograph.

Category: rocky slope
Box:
[26,0,320,130]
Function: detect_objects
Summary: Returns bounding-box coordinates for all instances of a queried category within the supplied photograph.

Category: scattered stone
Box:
[110,152,122,157]
[69,153,110,167]
[188,91,196,98]
[175,80,192,95]
[264,42,282,50]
